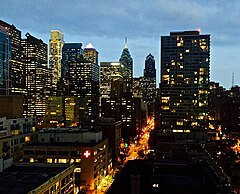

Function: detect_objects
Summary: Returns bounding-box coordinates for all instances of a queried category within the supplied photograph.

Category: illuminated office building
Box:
[0,26,11,95]
[100,61,123,98]
[143,53,156,103]
[43,96,87,128]
[84,43,98,64]
[61,43,84,78]
[68,58,100,118]
[0,20,25,95]
[119,38,133,79]
[21,33,50,117]
[23,128,110,191]
[160,31,210,141]
[49,30,64,94]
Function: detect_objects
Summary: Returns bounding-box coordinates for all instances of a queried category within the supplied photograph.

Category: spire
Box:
[124,37,128,49]
[232,72,235,87]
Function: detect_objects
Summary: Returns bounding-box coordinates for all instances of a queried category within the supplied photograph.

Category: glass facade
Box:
[0,26,11,95]
[61,43,84,78]
[0,20,25,95]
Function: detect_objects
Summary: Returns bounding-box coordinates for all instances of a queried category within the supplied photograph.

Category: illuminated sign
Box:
[83,150,91,158]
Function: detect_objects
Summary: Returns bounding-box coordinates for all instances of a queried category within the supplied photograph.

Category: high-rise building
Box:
[119,38,133,79]
[100,62,124,98]
[49,30,64,94]
[61,43,84,78]
[84,43,98,64]
[0,20,25,95]
[142,53,156,103]
[68,58,100,118]
[160,31,210,141]
[0,26,11,95]
[144,53,156,78]
[21,33,50,117]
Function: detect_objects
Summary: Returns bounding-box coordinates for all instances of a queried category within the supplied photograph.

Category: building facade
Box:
[68,58,100,118]
[0,26,11,95]
[119,39,133,79]
[21,33,50,117]
[61,43,84,78]
[42,96,88,128]
[160,31,210,141]
[49,30,64,95]
[23,128,110,191]
[84,43,98,64]
[0,20,25,95]
[0,116,36,172]
[143,53,156,103]
[100,61,124,98]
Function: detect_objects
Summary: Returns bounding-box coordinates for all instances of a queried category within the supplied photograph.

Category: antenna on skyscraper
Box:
[124,37,128,49]
[232,72,234,88]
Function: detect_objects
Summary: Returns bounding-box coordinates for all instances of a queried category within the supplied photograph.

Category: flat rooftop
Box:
[0,165,69,194]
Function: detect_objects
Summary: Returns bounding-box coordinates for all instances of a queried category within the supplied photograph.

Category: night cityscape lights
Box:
[0,17,239,194]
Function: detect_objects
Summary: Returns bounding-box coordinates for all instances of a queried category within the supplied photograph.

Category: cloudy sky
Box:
[1,0,240,88]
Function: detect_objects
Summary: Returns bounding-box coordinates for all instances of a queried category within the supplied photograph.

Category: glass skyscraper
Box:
[61,43,84,78]
[0,26,11,95]
[160,31,210,141]
[0,20,25,95]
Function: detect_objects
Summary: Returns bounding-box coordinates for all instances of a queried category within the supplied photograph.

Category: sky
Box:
[1,0,240,89]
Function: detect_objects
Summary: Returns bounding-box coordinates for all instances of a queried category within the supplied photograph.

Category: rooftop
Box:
[0,164,70,194]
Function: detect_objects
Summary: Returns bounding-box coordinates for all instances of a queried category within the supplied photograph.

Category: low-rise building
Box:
[0,164,75,194]
[23,127,111,191]
[0,116,36,171]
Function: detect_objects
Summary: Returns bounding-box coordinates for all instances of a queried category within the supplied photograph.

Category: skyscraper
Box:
[100,62,124,98]
[49,30,64,94]
[84,43,98,64]
[21,33,50,117]
[160,31,210,141]
[68,58,100,118]
[61,43,84,78]
[0,26,11,95]
[142,53,156,103]
[0,20,25,95]
[119,38,133,79]
[144,53,156,78]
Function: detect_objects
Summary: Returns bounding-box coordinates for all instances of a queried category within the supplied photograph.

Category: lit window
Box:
[30,158,34,163]
[47,158,52,163]
[25,136,31,143]
[76,159,81,163]
[58,159,67,163]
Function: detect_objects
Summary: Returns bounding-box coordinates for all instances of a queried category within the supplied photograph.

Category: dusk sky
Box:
[1,0,240,89]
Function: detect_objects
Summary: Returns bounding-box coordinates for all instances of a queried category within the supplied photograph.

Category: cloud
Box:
[1,0,240,87]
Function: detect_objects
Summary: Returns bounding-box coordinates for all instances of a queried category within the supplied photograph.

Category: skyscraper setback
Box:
[160,31,210,141]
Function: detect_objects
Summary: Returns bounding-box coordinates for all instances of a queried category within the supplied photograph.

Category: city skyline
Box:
[1,0,240,88]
